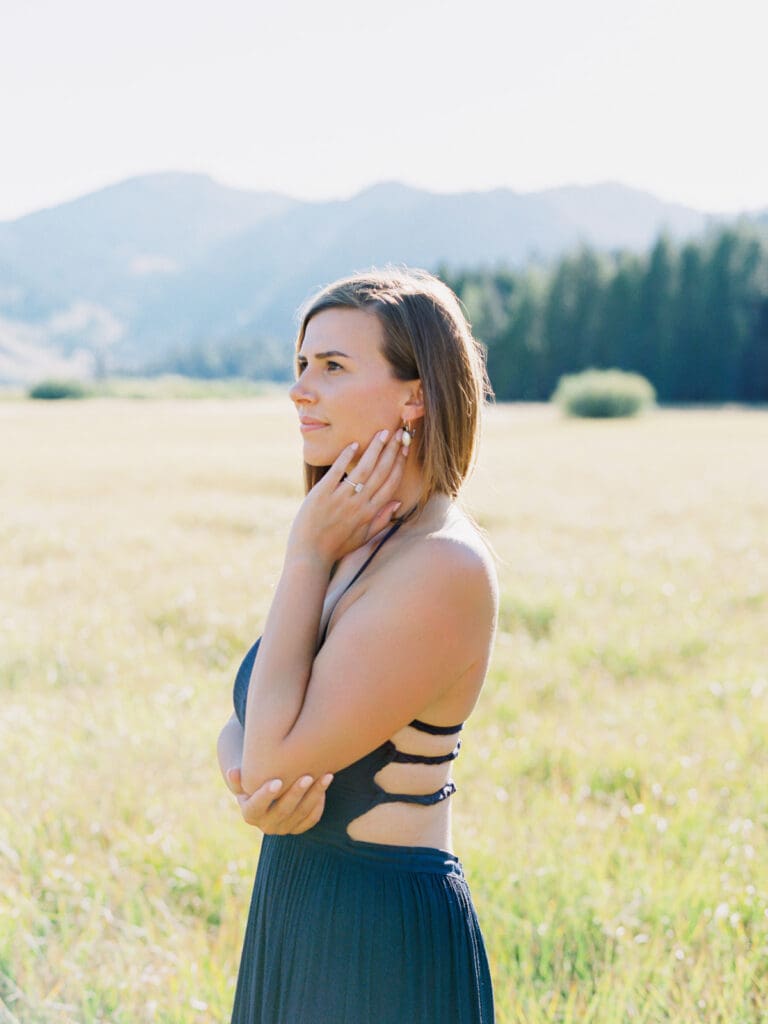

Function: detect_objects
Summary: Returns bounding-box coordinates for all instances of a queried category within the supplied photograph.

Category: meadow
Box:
[1,395,766,1023]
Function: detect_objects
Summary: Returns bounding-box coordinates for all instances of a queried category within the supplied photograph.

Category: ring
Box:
[346,478,364,494]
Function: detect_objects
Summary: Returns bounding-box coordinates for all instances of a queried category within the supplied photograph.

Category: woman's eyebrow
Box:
[309,349,352,360]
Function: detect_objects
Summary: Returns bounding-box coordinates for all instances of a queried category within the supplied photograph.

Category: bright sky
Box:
[2,0,767,221]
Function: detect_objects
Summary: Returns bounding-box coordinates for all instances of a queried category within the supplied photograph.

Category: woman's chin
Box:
[302,433,357,468]
[301,439,338,468]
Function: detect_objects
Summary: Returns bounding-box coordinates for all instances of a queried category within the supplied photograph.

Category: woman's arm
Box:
[217,713,333,835]
[241,537,495,794]
[241,430,408,792]
[240,427,496,795]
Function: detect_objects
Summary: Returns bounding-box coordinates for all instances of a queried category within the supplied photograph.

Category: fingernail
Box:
[299,775,313,789]
[378,429,389,442]
[269,779,283,793]
[395,428,403,442]
[321,773,334,787]
[350,442,359,451]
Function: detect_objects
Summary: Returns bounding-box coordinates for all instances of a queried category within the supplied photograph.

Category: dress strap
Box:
[319,520,404,645]
[391,741,462,765]
[377,781,457,806]
[337,520,403,598]
[408,718,465,735]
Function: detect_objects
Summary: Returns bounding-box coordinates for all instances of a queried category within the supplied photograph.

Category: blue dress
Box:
[230,523,495,1023]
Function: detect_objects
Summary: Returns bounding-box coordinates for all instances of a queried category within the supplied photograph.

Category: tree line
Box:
[441,223,768,402]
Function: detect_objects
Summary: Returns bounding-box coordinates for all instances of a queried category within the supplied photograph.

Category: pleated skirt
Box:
[230,830,495,1024]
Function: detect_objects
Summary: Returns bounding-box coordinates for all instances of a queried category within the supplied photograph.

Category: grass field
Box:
[1,396,766,1023]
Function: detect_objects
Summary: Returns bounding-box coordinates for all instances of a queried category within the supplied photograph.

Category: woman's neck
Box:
[392,460,454,534]
[393,450,426,516]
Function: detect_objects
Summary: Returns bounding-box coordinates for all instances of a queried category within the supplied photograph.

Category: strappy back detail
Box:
[375,724,463,816]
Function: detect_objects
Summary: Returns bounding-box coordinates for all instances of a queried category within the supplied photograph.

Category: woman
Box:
[217,267,498,1023]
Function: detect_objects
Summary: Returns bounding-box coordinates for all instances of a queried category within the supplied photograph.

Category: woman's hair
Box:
[295,266,493,504]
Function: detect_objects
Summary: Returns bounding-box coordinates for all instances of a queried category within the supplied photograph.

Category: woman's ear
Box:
[401,381,425,423]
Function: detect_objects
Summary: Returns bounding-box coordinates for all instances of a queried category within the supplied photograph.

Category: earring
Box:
[401,419,415,449]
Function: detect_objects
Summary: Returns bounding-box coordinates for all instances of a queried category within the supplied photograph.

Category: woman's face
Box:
[289,307,415,467]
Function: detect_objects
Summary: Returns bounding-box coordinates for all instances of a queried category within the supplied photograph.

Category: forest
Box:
[443,224,768,403]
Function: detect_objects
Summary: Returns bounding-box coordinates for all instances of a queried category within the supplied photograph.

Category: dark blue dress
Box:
[230,523,495,1023]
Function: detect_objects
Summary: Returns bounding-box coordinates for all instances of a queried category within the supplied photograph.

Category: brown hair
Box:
[295,267,492,505]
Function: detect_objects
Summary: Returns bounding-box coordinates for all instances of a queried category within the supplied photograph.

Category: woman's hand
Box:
[225,766,333,835]
[287,428,408,567]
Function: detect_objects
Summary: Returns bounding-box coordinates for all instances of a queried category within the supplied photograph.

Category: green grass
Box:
[0,375,282,402]
[1,397,767,1021]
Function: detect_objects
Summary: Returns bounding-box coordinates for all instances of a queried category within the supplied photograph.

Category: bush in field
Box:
[551,368,656,418]
[28,379,88,400]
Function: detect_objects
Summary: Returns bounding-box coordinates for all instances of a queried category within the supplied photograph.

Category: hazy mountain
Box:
[128,181,584,359]
[0,172,297,314]
[0,171,745,382]
[531,182,709,249]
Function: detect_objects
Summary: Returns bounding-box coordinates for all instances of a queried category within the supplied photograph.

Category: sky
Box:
[2,0,767,221]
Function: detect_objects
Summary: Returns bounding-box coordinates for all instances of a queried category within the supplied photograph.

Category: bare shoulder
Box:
[307,503,498,736]
[374,508,498,719]
[415,508,495,579]
[381,507,498,625]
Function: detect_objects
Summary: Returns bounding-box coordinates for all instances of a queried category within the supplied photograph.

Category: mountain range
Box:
[0,172,762,383]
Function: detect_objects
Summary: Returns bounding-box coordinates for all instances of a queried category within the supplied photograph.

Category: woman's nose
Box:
[289,378,313,405]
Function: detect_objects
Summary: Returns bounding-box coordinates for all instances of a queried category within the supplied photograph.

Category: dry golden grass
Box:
[1,396,766,1022]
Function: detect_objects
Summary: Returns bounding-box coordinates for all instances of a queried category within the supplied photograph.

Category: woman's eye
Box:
[294,359,342,377]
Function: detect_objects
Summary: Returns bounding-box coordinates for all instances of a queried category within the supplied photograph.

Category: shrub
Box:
[551,368,656,418]
[28,379,88,400]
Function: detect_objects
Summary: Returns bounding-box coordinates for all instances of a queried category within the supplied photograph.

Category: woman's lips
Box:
[299,419,329,433]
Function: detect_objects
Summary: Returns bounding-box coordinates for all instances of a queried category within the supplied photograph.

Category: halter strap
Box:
[338,521,403,597]
[319,520,404,645]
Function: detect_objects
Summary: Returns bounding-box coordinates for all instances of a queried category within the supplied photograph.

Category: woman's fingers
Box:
[323,442,360,489]
[274,775,333,834]
[226,766,245,794]
[238,774,333,834]
[363,428,407,500]
[351,434,407,539]
[284,778,331,833]
[365,502,403,541]
[236,778,283,822]
[299,425,409,561]
[346,428,392,486]
[338,428,405,507]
